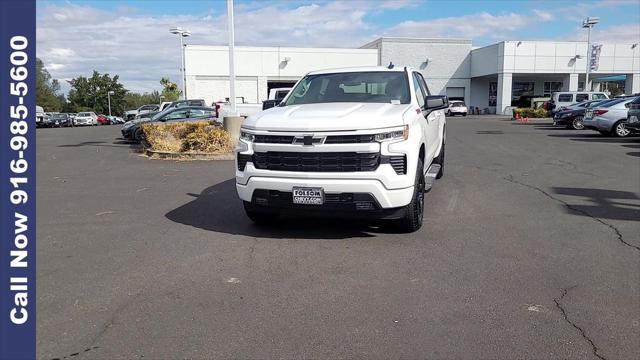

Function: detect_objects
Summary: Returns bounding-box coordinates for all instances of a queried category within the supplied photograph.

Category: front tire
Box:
[243,201,279,224]
[612,121,630,137]
[394,158,425,233]
[462,113,467,117]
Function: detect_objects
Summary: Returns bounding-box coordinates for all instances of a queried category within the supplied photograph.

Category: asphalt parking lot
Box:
[37,117,639,359]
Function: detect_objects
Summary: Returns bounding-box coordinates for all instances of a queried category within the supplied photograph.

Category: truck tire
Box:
[394,158,425,233]
[243,201,279,224]
[433,138,445,179]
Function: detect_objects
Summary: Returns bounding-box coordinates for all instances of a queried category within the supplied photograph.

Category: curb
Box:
[144,149,235,161]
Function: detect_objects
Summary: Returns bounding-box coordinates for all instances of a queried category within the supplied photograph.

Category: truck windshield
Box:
[284,71,410,106]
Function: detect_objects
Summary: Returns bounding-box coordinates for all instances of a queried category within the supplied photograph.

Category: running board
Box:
[424,164,440,192]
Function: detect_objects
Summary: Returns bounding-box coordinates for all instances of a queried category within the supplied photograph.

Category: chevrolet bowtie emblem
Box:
[303,135,313,146]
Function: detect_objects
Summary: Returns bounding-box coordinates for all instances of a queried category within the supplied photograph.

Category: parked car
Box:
[74,112,98,126]
[36,106,47,127]
[49,113,72,127]
[552,99,608,130]
[121,106,217,142]
[547,91,609,115]
[107,116,125,124]
[97,114,110,125]
[446,100,468,116]
[124,104,160,121]
[583,97,638,137]
[625,96,640,133]
[236,66,448,232]
[262,87,292,110]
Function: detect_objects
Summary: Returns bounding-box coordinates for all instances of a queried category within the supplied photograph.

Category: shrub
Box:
[142,120,234,154]
[513,108,549,118]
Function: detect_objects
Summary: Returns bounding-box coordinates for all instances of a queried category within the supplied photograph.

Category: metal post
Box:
[585,25,591,91]
[227,0,237,115]
[180,36,187,100]
[107,92,112,116]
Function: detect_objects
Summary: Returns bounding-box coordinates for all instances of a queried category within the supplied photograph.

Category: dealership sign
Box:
[590,44,602,71]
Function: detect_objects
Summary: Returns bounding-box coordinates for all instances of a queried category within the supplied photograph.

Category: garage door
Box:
[446,87,465,101]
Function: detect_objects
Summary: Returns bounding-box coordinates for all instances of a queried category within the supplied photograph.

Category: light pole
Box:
[170,27,191,100]
[107,90,114,116]
[227,0,237,115]
[583,17,600,91]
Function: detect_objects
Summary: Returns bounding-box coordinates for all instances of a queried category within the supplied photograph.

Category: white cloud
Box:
[533,9,554,21]
[37,1,388,93]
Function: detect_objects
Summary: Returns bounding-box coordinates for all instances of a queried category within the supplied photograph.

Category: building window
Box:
[543,81,562,96]
[511,82,535,107]
[578,81,585,91]
[489,82,497,106]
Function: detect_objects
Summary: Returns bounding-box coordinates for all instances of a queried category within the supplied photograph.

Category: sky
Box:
[36,0,640,94]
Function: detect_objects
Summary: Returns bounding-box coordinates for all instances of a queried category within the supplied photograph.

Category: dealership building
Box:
[184,37,640,114]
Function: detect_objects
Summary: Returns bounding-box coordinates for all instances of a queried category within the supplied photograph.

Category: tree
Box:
[36,58,64,111]
[67,71,127,115]
[160,77,182,102]
[123,91,162,110]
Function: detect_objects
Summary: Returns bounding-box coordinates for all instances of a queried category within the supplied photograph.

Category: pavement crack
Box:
[503,175,639,253]
[553,287,606,360]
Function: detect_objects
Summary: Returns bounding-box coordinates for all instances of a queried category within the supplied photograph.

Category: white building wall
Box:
[362,38,472,100]
[184,45,378,104]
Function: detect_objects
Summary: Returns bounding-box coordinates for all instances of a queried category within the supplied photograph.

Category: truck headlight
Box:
[240,130,255,142]
[375,125,408,142]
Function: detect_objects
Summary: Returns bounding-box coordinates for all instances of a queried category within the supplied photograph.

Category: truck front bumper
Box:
[237,174,414,210]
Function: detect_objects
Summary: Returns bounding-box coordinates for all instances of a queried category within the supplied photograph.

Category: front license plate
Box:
[293,187,324,205]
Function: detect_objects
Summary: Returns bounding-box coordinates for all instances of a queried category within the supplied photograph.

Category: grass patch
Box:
[142,121,234,154]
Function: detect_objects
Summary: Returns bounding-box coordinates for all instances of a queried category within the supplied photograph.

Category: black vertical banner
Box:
[0,0,36,359]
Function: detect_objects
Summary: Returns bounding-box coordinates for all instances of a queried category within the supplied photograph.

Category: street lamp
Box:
[107,90,115,116]
[582,16,600,91]
[170,26,191,100]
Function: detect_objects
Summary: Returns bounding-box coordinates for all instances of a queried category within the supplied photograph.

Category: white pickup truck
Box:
[235,66,448,232]
[216,88,292,118]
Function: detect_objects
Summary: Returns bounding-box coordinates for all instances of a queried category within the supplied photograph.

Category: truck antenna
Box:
[387,62,394,69]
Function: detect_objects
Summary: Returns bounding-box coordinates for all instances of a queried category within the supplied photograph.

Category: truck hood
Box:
[243,103,411,132]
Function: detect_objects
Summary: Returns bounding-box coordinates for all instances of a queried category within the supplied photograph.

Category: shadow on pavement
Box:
[547,133,640,144]
[58,139,141,150]
[552,187,640,222]
[165,179,384,239]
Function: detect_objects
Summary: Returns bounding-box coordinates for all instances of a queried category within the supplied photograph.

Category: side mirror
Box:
[424,95,449,113]
[625,102,631,108]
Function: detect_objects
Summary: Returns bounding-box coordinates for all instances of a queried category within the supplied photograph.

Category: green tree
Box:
[123,91,162,110]
[160,77,182,102]
[67,71,128,115]
[36,58,64,112]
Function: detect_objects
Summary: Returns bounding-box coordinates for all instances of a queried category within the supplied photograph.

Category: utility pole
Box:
[227,0,237,115]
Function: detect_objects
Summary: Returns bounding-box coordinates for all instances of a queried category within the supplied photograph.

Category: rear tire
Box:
[393,158,425,233]
[570,116,584,130]
[462,113,467,117]
[612,121,630,137]
[243,201,279,224]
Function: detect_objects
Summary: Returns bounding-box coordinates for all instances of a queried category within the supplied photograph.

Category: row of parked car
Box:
[36,108,125,128]
[552,93,640,137]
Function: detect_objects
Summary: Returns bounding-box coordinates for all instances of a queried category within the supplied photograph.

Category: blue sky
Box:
[36,0,640,93]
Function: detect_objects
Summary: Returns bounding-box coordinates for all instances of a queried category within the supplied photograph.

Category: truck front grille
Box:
[253,152,380,172]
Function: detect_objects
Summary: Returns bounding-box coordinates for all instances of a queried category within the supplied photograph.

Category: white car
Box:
[236,66,448,232]
[583,97,637,137]
[447,100,468,116]
[74,112,98,126]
